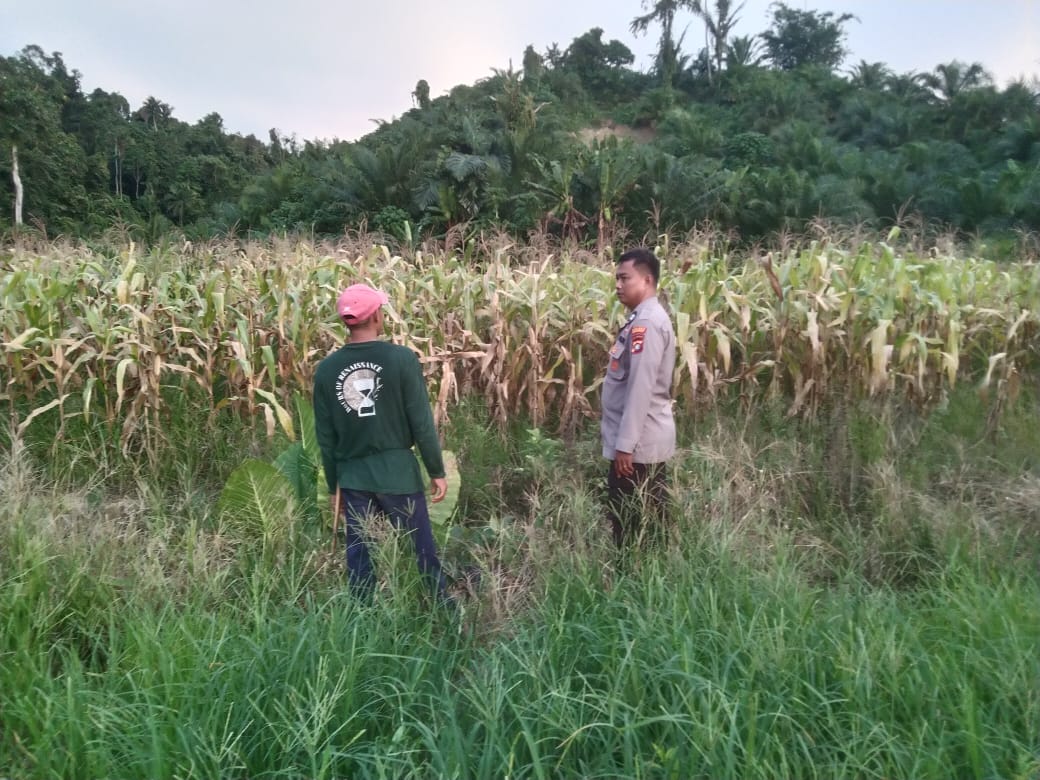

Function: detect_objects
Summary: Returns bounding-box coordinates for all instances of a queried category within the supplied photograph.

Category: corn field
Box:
[2,235,1038,458]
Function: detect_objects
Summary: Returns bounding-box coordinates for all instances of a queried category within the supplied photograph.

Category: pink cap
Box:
[337,284,389,323]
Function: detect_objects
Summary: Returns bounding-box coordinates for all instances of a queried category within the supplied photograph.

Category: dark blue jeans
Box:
[336,488,448,600]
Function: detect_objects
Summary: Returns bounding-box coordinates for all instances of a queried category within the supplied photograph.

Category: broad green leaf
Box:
[418,450,460,527]
[261,344,278,389]
[218,459,296,542]
[274,441,319,524]
[294,391,319,465]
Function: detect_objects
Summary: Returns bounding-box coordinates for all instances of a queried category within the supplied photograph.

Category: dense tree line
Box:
[2,3,1038,244]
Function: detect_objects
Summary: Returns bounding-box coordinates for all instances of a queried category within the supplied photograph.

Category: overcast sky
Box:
[4,1,1038,143]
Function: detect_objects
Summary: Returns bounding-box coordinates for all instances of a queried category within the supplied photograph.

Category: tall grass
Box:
[2,234,1038,777]
[3,384,1039,778]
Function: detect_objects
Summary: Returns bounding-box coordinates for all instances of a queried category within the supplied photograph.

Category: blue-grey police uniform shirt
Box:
[600,295,677,463]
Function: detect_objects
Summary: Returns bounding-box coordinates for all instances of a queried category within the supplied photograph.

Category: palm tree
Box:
[544,43,563,69]
[578,138,643,253]
[631,0,694,88]
[526,156,589,241]
[694,0,745,85]
[883,71,932,102]
[922,61,991,102]
[348,137,423,213]
[726,34,763,70]
[135,96,173,131]
[410,113,514,229]
[848,61,892,91]
[412,79,431,110]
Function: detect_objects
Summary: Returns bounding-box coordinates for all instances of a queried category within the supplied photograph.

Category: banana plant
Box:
[219,391,460,549]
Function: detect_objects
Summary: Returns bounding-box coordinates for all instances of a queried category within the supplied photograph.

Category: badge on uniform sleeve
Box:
[630,326,647,354]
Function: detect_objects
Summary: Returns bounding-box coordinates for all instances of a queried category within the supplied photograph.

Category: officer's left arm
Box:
[615,319,667,456]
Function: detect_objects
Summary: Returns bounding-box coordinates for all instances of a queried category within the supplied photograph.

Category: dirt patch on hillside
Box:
[576,121,657,145]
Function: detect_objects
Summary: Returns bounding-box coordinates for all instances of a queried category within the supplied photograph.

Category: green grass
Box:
[2,390,1039,779]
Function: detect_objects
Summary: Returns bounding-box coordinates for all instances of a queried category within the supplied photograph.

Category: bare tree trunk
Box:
[704,26,713,87]
[597,209,605,257]
[12,144,24,226]
[114,141,122,197]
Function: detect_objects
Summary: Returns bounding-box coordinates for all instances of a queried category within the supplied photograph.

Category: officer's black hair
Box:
[617,248,660,286]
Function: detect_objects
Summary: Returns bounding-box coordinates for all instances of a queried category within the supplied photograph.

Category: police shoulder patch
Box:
[630,326,646,354]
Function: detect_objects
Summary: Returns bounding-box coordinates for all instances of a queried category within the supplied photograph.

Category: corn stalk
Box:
[2,238,1037,458]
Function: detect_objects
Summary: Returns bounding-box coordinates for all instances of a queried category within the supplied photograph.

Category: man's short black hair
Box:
[618,248,660,285]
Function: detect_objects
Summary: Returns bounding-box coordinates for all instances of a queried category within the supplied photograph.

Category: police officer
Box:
[601,248,676,547]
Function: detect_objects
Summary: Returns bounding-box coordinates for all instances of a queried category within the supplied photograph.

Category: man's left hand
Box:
[614,450,634,478]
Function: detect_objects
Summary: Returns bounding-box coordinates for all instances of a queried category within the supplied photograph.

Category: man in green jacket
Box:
[313,283,449,601]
